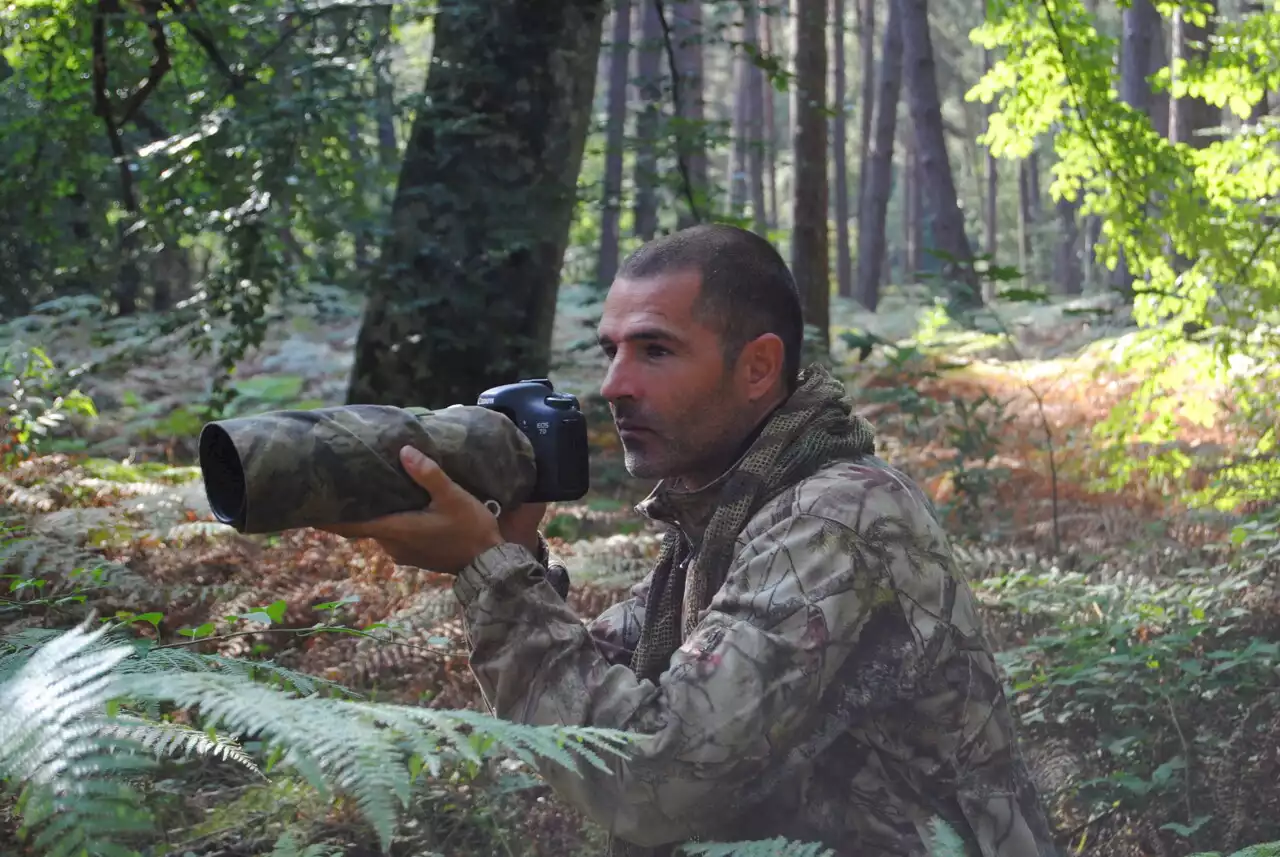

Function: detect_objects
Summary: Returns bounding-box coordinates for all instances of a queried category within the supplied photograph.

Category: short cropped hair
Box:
[616,223,805,391]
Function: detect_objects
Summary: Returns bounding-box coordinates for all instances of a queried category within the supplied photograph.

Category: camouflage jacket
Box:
[453,454,1058,857]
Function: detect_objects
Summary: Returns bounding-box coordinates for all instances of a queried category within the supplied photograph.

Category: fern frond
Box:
[269,830,346,857]
[120,671,634,852]
[0,622,155,857]
[678,837,835,857]
[925,817,969,857]
[103,715,262,776]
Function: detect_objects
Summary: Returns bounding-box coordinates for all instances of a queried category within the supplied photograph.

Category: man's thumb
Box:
[399,446,454,498]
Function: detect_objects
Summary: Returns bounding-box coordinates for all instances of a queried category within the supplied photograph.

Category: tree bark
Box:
[897,0,980,310]
[1170,0,1220,148]
[346,0,606,408]
[671,0,708,227]
[983,43,997,266]
[832,0,852,296]
[855,0,876,219]
[792,0,830,354]
[633,0,663,241]
[1055,194,1082,295]
[854,0,902,312]
[762,6,780,230]
[598,0,633,286]
[745,1,767,234]
[1110,0,1161,298]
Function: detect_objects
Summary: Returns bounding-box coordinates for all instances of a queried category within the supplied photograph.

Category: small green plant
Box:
[1,342,97,467]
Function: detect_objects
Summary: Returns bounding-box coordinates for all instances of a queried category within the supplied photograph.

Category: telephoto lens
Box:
[198,404,539,534]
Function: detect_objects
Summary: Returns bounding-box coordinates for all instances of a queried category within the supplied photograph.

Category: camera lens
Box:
[198,424,247,528]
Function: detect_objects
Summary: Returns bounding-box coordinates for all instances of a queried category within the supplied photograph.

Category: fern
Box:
[678,838,834,857]
[0,623,154,857]
[269,831,347,857]
[1191,844,1280,857]
[0,621,636,856]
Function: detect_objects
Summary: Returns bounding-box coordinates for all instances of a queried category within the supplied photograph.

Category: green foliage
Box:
[969,0,1280,513]
[1,342,97,467]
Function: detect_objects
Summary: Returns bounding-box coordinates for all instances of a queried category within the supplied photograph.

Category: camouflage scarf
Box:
[611,364,876,857]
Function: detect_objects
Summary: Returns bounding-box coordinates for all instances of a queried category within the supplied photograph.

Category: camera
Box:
[477,377,590,503]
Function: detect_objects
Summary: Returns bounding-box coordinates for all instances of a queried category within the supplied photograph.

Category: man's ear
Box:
[737,333,786,402]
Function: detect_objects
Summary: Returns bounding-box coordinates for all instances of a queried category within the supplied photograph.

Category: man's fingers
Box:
[399,445,458,500]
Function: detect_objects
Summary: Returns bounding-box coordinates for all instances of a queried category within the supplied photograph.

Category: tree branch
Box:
[117,0,172,126]
[92,0,139,213]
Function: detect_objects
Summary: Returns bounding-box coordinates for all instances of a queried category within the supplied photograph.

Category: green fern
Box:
[1191,843,1280,857]
[269,830,347,857]
[0,621,636,856]
[678,838,835,857]
[0,623,154,857]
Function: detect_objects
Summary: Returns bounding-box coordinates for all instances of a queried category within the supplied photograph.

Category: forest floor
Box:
[1,282,1277,857]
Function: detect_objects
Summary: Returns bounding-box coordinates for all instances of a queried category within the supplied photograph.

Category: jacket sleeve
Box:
[452,512,882,848]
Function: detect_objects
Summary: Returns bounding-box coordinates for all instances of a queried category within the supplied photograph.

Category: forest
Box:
[1,0,1278,855]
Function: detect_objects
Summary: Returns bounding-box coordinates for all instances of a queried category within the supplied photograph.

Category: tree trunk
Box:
[1055,195,1083,295]
[633,0,663,241]
[346,0,606,408]
[762,7,780,230]
[792,0,830,355]
[832,0,852,296]
[854,0,903,312]
[855,0,876,219]
[1110,0,1161,298]
[672,0,708,227]
[730,15,751,214]
[1170,0,1220,148]
[745,1,767,234]
[903,133,917,282]
[898,0,980,311]
[598,0,633,286]
[983,45,997,266]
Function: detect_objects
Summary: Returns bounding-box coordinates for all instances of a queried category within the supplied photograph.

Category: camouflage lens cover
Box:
[199,404,538,534]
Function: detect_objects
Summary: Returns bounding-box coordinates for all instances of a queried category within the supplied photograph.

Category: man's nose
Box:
[601,354,638,403]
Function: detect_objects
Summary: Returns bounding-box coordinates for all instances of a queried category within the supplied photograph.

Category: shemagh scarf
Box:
[611,363,877,857]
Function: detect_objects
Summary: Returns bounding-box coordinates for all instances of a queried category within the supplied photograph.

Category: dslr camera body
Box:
[476,377,590,503]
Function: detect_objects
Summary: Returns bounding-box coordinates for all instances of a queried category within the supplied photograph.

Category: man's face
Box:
[596,269,757,486]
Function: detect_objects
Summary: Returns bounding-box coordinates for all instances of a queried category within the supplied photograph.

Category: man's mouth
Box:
[615,422,653,436]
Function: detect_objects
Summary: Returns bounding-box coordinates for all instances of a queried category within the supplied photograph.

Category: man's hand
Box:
[319,446,546,573]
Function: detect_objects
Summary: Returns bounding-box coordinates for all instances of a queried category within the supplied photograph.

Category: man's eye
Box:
[646,345,669,358]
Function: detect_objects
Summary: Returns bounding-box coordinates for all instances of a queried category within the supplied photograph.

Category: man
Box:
[326,224,1058,857]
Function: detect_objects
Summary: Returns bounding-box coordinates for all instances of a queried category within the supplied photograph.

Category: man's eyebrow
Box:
[596,327,682,347]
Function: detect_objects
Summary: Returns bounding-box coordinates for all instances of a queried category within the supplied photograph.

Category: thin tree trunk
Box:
[792,0,830,355]
[1110,0,1160,298]
[903,133,917,282]
[598,0,632,286]
[1055,195,1082,295]
[746,1,767,234]
[763,7,780,230]
[346,0,606,407]
[855,0,876,220]
[898,0,980,311]
[1017,158,1029,287]
[854,0,902,312]
[633,0,662,241]
[832,0,852,296]
[672,0,707,227]
[1170,0,1220,148]
[982,38,997,272]
[731,19,750,214]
